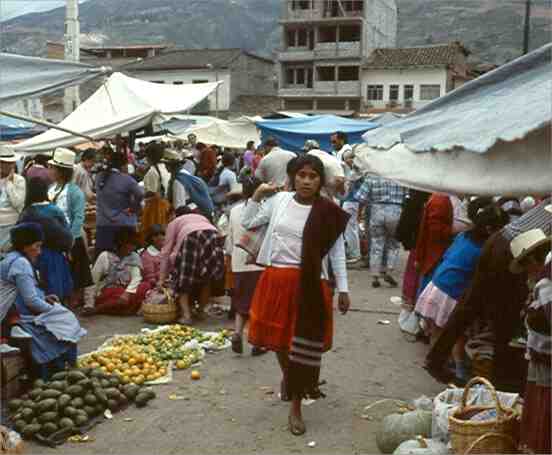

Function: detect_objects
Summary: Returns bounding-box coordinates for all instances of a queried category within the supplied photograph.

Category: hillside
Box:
[1,0,550,64]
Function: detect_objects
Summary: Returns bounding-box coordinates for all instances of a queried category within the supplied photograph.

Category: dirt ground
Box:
[26,260,443,455]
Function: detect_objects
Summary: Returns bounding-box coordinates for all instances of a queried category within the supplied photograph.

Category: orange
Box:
[190,370,201,380]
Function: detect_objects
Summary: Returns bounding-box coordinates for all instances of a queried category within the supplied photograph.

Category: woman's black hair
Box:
[81,148,96,162]
[146,224,165,245]
[175,205,194,218]
[145,142,165,165]
[467,197,494,222]
[222,151,235,168]
[243,176,262,199]
[288,154,326,191]
[468,203,509,241]
[34,154,50,166]
[113,227,138,250]
[24,177,49,209]
[97,150,127,191]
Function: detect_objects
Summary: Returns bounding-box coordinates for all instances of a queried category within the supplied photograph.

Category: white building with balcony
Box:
[278,0,397,113]
[361,42,472,112]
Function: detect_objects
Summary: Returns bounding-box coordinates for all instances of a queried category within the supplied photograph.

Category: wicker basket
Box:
[449,377,519,455]
[142,289,178,324]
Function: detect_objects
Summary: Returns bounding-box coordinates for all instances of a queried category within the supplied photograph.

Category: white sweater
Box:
[241,192,349,293]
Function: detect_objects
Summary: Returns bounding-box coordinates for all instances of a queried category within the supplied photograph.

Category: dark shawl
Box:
[287,196,350,399]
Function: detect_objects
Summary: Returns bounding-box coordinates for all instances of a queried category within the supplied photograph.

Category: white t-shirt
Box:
[172,170,190,210]
[308,149,345,199]
[271,198,312,267]
[143,163,171,196]
[255,147,296,187]
[337,143,352,162]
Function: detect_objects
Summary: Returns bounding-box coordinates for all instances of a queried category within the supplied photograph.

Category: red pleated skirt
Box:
[248,267,333,353]
[95,282,151,316]
[520,381,551,454]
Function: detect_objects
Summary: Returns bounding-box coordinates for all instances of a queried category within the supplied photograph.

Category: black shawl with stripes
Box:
[287,195,350,399]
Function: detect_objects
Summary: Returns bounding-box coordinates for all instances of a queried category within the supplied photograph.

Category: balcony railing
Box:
[282,1,364,22]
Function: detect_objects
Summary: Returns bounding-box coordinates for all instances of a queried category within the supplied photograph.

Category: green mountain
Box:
[2,0,550,64]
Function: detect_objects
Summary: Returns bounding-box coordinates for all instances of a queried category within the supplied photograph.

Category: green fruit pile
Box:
[8,367,156,441]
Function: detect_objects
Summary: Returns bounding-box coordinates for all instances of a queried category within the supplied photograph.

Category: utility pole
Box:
[64,0,81,116]
[523,0,531,55]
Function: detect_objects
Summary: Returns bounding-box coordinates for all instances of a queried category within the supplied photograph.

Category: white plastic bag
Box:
[398,308,421,336]
[432,385,521,442]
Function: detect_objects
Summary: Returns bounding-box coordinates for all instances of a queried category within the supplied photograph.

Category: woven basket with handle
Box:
[142,288,178,324]
[449,377,519,454]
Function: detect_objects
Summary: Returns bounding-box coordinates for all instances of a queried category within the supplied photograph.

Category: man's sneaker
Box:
[372,278,381,288]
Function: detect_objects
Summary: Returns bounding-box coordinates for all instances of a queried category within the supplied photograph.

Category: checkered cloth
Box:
[172,230,225,293]
[355,175,406,206]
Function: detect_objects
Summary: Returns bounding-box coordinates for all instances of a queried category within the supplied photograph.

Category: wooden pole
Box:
[0,110,96,142]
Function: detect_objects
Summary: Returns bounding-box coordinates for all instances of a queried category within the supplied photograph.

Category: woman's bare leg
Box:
[197,285,211,319]
[177,294,192,324]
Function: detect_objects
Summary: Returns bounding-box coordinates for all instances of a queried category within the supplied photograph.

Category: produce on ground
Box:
[8,367,156,441]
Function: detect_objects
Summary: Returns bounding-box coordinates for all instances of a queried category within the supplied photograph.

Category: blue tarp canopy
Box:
[0,115,46,140]
[255,115,378,152]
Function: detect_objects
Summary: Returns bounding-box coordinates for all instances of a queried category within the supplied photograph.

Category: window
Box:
[318,26,337,43]
[389,85,399,101]
[192,79,209,84]
[296,68,305,85]
[317,66,335,82]
[420,84,441,100]
[151,80,165,84]
[292,0,312,10]
[404,85,414,100]
[367,84,383,101]
[339,25,361,42]
[343,0,364,11]
[287,29,296,47]
[173,81,184,85]
[338,66,359,81]
[286,69,295,85]
[297,28,308,47]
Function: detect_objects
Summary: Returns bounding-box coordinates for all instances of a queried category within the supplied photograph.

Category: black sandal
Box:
[288,415,306,436]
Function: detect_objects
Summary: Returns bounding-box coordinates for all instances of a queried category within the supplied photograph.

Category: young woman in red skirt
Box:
[242,154,351,436]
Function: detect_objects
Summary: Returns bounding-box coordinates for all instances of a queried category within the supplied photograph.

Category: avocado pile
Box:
[7,367,156,441]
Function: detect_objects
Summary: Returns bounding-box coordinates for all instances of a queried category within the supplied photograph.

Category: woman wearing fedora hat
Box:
[48,148,93,309]
[510,226,551,454]
[0,146,26,254]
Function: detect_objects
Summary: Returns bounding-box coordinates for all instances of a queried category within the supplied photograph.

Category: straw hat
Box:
[162,149,182,163]
[48,147,76,169]
[510,228,551,273]
[0,146,18,163]
[546,204,552,214]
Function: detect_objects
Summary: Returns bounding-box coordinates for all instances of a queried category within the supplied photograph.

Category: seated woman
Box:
[159,206,224,325]
[141,224,165,287]
[83,227,150,316]
[0,223,86,379]
[415,203,509,382]
[18,177,74,302]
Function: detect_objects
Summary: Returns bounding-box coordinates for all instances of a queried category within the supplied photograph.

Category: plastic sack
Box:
[376,410,433,454]
[393,437,448,455]
[398,308,421,336]
[432,385,521,442]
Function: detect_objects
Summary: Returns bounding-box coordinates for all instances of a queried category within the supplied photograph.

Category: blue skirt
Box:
[36,247,74,300]
[17,319,76,366]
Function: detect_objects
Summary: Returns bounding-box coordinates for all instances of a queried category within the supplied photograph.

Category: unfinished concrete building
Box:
[278,0,397,113]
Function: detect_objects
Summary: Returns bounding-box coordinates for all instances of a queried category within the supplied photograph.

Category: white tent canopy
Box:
[0,53,107,104]
[178,116,260,149]
[355,43,552,197]
[15,73,220,153]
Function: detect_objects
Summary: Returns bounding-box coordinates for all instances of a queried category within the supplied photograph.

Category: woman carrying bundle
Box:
[242,154,351,436]
[415,202,509,382]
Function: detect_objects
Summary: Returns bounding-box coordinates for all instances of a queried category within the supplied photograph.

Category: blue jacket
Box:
[50,183,85,239]
[175,171,214,218]
[96,170,144,227]
[432,232,483,300]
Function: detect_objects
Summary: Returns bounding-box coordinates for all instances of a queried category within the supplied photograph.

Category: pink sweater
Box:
[160,214,217,277]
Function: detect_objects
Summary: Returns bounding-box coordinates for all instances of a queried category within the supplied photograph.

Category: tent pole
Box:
[0,110,96,142]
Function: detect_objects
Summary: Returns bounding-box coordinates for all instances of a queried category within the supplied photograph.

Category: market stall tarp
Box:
[255,115,378,152]
[0,115,46,140]
[355,43,552,196]
[178,116,260,148]
[361,43,551,154]
[0,53,107,104]
[15,73,220,153]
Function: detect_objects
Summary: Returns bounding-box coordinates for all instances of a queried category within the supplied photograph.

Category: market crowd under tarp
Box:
[15,73,221,153]
[355,43,552,197]
[255,115,378,153]
[0,53,108,105]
